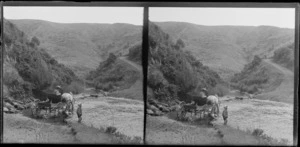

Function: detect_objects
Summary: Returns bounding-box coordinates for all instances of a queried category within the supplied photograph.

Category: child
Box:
[222,106,228,125]
[76,103,82,123]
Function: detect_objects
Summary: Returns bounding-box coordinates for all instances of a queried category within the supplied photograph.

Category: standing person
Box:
[77,103,82,123]
[222,106,228,125]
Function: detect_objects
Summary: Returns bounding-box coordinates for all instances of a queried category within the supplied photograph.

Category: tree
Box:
[175,38,185,49]
[31,36,40,47]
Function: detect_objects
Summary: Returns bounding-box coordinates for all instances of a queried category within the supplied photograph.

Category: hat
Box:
[201,88,207,91]
[56,85,62,89]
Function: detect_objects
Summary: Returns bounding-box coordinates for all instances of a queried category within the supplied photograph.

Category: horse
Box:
[61,92,75,114]
[206,95,220,117]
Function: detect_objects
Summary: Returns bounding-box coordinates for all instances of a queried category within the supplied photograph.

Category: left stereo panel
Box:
[2,5,144,144]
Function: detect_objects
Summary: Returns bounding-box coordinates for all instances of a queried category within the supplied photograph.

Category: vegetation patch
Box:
[250,128,289,145]
[148,22,227,103]
[272,43,294,71]
[231,55,269,94]
[3,20,79,101]
[86,53,140,93]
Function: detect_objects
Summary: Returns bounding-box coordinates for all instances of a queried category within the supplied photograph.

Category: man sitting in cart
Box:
[54,85,64,98]
[200,88,208,99]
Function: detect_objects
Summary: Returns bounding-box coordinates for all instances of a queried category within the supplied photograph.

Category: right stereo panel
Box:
[146,7,295,146]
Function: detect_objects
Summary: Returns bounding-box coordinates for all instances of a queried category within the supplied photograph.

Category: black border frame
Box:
[1,1,299,146]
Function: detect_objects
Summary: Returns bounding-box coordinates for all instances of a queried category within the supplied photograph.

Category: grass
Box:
[91,125,143,144]
[244,128,289,146]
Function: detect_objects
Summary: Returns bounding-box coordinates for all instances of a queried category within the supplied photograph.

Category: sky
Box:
[4,7,144,25]
[4,7,295,28]
[150,8,295,29]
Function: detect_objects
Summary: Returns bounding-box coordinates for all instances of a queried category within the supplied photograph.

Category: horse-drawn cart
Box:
[30,99,74,119]
[176,101,219,122]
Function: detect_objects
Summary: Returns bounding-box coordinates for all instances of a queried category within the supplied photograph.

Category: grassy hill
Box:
[3,19,80,100]
[86,49,143,100]
[9,19,142,78]
[231,55,294,103]
[148,22,227,103]
[272,43,294,71]
[154,22,294,80]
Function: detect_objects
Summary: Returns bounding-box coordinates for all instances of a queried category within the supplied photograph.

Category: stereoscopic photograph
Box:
[0,2,298,146]
[2,6,144,144]
[146,7,295,145]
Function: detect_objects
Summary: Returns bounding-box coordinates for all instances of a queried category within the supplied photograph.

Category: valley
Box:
[2,17,296,145]
[155,21,294,80]
[9,19,142,78]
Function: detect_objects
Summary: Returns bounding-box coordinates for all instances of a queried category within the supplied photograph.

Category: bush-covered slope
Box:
[231,56,269,94]
[10,19,142,78]
[86,53,141,96]
[148,22,226,103]
[3,20,79,100]
[272,43,294,71]
[154,22,294,80]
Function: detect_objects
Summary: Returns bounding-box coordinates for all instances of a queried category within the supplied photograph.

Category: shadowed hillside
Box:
[3,19,79,101]
[10,19,142,78]
[272,43,294,71]
[154,22,294,80]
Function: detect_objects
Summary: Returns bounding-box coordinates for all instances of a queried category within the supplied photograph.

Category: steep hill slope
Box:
[255,59,294,103]
[231,55,294,103]
[154,22,294,80]
[272,43,294,71]
[86,52,143,100]
[3,19,79,100]
[148,22,225,103]
[9,19,142,78]
[109,56,143,100]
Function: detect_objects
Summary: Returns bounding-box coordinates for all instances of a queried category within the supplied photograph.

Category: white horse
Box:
[206,94,220,117]
[61,92,75,114]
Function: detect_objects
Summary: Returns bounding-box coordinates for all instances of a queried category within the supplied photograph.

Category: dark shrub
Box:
[252,128,264,137]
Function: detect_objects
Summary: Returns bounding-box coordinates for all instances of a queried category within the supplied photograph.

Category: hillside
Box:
[3,19,79,100]
[255,59,294,103]
[272,43,294,71]
[154,22,294,80]
[231,55,294,103]
[86,51,143,100]
[148,22,226,103]
[10,19,142,78]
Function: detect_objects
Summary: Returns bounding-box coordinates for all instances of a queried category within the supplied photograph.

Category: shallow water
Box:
[215,98,293,145]
[68,96,144,139]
